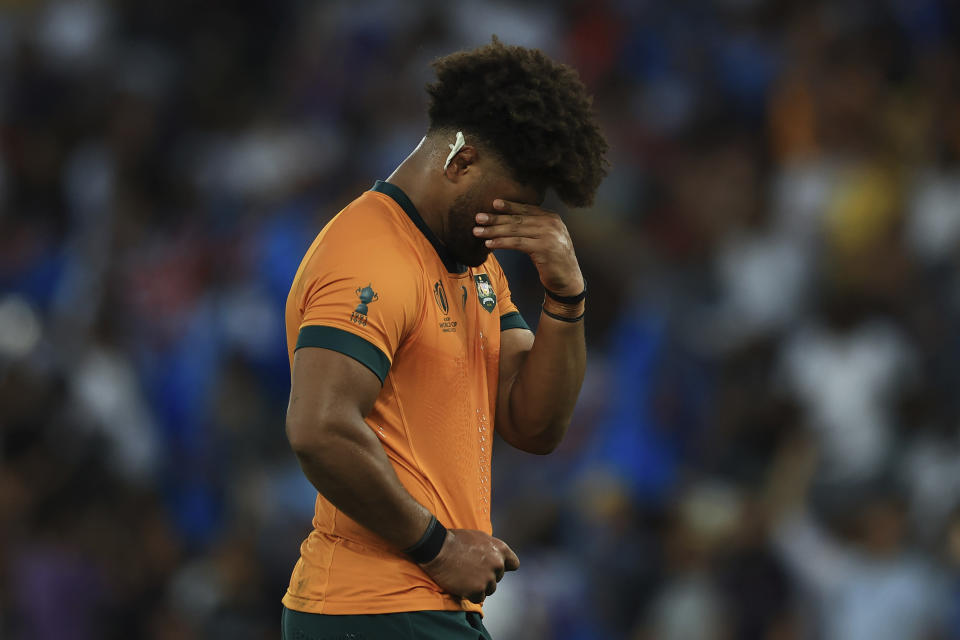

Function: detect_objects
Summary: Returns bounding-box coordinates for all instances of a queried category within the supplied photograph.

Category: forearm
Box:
[505,301,586,452]
[290,419,432,550]
[475,198,589,454]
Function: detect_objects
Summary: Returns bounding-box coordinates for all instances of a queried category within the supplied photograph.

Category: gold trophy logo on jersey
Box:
[351,283,378,327]
[474,274,496,313]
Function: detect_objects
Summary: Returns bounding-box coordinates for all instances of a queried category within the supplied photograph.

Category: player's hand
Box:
[419,528,520,603]
[474,199,584,297]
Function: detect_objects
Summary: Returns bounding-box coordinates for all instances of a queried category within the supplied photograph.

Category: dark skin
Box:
[285,130,586,603]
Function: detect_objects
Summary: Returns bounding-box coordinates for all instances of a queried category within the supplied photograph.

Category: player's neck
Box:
[385,143,448,241]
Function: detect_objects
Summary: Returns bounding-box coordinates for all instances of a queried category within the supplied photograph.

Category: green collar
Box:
[371,180,466,274]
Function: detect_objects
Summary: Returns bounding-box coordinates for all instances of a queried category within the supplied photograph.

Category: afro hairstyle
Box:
[426,37,609,208]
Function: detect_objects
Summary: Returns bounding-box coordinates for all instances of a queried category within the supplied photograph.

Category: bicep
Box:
[286,346,383,449]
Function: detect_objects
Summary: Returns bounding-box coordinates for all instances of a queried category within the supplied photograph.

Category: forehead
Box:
[483,167,544,206]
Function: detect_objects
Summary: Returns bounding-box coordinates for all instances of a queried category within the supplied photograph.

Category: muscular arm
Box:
[285,347,431,549]
[285,345,519,602]
[496,317,586,454]
[477,199,587,455]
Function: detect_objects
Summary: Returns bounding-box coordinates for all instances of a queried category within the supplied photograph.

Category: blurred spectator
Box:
[766,435,948,640]
[779,289,918,483]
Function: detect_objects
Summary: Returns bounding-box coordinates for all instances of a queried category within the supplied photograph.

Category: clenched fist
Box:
[419,528,520,604]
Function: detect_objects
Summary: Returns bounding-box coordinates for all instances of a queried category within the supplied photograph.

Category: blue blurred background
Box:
[2,1,960,638]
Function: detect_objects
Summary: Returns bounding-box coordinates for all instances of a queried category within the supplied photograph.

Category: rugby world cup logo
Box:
[433,281,449,314]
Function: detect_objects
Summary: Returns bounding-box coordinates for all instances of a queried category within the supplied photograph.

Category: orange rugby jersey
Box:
[282,180,529,615]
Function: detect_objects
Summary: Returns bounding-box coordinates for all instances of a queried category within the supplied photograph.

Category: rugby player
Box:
[282,37,608,639]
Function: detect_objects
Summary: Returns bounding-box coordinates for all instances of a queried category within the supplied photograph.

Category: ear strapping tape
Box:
[443,131,466,171]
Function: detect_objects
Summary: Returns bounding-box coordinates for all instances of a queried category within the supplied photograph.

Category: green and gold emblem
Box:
[474,274,496,313]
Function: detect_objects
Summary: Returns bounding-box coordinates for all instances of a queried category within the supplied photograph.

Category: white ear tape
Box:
[443,131,466,171]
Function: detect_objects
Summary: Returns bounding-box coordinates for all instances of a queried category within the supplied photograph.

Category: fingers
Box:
[475,213,553,227]
[472,539,514,603]
[465,577,498,604]
[466,580,497,604]
[426,530,518,604]
[473,223,540,240]
[498,540,520,572]
[473,215,557,252]
[481,236,531,251]
[494,199,549,216]
[473,212,562,248]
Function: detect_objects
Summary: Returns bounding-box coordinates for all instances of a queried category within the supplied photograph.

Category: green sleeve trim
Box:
[296,325,390,384]
[500,311,530,332]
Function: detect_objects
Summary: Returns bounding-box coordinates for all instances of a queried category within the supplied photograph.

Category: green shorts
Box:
[281,606,493,640]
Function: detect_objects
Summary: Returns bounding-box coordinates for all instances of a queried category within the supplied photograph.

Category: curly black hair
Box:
[427,37,609,208]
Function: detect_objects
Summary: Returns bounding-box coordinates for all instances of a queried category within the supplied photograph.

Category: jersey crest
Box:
[474,274,496,313]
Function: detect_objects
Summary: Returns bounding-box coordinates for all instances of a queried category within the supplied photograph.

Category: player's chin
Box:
[456,241,491,268]
[462,252,490,268]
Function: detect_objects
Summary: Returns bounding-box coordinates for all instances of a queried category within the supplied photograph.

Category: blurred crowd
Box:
[2,0,960,638]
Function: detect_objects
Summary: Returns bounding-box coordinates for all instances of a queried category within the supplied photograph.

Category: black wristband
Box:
[404,515,447,564]
[542,305,585,323]
[545,280,586,305]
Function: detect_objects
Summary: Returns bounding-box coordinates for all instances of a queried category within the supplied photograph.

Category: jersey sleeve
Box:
[295,239,424,384]
[490,259,530,333]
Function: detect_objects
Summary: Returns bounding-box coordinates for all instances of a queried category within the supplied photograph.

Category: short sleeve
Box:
[489,258,530,333]
[295,238,424,384]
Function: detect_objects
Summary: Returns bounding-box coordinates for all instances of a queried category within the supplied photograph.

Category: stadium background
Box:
[2,0,960,638]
